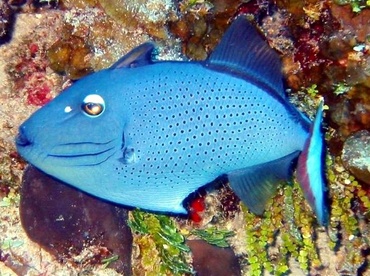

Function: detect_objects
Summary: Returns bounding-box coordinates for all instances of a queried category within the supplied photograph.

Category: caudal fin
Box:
[297,101,329,226]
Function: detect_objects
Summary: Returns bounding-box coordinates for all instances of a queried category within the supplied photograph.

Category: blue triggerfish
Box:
[16,16,328,225]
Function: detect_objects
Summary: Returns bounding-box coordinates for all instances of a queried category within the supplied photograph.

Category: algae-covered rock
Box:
[187,239,241,276]
[0,0,14,41]
[98,0,173,39]
[20,166,133,274]
[47,34,93,80]
[342,130,370,185]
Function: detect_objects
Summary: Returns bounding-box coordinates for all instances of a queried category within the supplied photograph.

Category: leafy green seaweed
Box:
[192,227,234,248]
[101,254,119,269]
[128,210,193,275]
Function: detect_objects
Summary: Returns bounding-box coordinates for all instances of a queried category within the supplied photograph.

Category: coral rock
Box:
[47,34,93,80]
[0,0,14,41]
[187,239,241,276]
[19,166,133,274]
[342,130,370,185]
[98,0,173,39]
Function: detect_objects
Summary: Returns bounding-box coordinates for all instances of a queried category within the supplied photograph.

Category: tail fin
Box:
[297,101,329,226]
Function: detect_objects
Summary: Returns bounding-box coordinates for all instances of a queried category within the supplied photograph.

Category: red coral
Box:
[188,194,206,223]
[26,77,52,105]
[293,11,336,74]
[0,183,10,198]
[236,1,261,16]
[9,42,53,106]
[29,43,39,57]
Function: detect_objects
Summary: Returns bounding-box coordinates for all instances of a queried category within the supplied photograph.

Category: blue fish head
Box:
[16,70,127,176]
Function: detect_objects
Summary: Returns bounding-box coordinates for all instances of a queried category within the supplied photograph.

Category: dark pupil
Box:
[84,103,101,115]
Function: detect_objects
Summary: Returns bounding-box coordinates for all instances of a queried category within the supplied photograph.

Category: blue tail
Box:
[297,101,329,226]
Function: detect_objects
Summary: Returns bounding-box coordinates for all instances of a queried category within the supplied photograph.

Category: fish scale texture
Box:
[110,62,309,210]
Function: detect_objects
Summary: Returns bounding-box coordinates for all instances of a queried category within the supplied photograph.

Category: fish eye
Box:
[82,94,105,117]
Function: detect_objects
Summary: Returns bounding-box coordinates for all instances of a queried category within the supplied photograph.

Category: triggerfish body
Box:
[15,17,328,225]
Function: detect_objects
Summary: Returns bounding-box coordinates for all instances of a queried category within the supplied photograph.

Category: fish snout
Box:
[15,125,32,147]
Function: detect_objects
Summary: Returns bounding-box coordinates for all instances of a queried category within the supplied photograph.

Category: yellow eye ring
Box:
[83,102,103,115]
[82,94,105,117]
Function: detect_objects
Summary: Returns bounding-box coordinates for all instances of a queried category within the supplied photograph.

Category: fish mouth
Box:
[15,127,32,147]
[46,140,119,167]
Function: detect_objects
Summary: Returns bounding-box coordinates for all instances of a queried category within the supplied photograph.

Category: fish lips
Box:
[16,123,34,148]
[15,125,36,163]
[15,131,32,147]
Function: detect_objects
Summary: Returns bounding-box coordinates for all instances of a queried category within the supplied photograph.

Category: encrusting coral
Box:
[0,0,369,275]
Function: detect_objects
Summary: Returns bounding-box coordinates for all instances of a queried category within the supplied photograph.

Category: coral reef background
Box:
[1,0,370,275]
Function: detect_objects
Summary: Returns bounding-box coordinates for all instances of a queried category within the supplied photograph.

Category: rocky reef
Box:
[0,0,370,275]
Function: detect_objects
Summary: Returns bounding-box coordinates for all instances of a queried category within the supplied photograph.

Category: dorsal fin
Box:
[205,16,285,97]
[110,42,155,69]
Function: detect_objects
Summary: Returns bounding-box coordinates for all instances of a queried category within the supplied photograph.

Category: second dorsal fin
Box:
[206,16,285,98]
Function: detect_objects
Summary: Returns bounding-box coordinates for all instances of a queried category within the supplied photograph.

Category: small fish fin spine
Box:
[297,100,329,226]
[110,42,156,69]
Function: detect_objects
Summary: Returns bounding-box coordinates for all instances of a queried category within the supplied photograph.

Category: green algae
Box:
[128,210,193,275]
[304,84,319,97]
[0,239,24,250]
[333,82,352,96]
[191,227,234,248]
[242,179,322,275]
[328,160,370,272]
[244,207,276,275]
[0,193,20,207]
[101,254,119,269]
[334,0,370,12]
[239,127,369,274]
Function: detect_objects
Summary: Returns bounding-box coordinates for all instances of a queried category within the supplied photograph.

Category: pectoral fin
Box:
[120,147,137,164]
[228,151,299,215]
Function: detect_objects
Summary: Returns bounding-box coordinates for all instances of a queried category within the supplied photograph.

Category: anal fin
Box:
[228,151,300,215]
